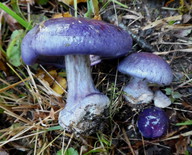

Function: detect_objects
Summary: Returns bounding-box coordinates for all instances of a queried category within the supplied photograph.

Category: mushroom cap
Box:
[137,107,169,139]
[21,17,132,65]
[118,52,173,85]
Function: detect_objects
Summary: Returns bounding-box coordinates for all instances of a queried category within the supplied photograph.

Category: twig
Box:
[63,133,74,155]
[122,128,136,155]
[154,48,192,55]
[174,78,192,90]
[163,130,192,141]
[0,102,31,124]
[0,77,30,93]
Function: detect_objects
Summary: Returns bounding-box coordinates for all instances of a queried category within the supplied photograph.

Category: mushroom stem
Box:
[154,90,171,108]
[123,77,154,104]
[66,55,97,102]
[59,55,110,132]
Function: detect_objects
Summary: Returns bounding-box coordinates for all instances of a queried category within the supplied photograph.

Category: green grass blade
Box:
[0,2,32,30]
[46,125,63,131]
[11,0,26,19]
[112,0,128,8]
[176,120,192,126]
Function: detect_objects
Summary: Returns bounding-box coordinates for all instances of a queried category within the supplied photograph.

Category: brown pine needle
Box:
[0,102,31,124]
[0,77,30,93]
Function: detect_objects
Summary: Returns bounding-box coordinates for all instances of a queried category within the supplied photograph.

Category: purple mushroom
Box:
[21,17,132,132]
[118,52,173,107]
[137,107,169,139]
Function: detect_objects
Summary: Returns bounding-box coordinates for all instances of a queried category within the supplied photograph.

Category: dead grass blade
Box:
[142,15,182,30]
[0,77,30,93]
[163,130,192,141]
[0,102,31,124]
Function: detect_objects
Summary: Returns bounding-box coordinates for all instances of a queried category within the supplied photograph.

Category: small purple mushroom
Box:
[118,52,173,106]
[21,17,132,132]
[137,107,169,139]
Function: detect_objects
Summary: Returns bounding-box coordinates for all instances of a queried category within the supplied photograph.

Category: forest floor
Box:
[0,0,192,154]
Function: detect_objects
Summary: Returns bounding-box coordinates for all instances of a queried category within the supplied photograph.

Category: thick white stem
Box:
[65,55,98,104]
[123,77,154,104]
[59,55,109,132]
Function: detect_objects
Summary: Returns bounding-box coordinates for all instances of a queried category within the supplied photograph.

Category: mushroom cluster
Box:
[118,52,173,108]
[21,17,133,132]
[21,17,173,134]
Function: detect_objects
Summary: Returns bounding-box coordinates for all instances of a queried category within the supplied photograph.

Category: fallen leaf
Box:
[49,107,55,120]
[175,136,188,154]
[174,29,192,38]
[182,14,192,23]
[44,70,58,85]
[36,70,67,97]
[85,0,99,18]
[52,13,64,18]
[93,15,101,20]
[52,76,67,95]
[6,29,25,67]
[37,69,58,86]
[57,147,78,155]
[52,12,72,18]
[37,78,62,97]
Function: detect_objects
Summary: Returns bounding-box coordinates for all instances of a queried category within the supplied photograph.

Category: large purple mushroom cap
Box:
[137,107,169,139]
[118,52,173,86]
[21,17,132,65]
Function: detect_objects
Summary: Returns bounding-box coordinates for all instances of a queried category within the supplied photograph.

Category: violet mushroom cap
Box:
[22,17,132,65]
[21,17,133,132]
[118,52,173,105]
[137,107,169,139]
